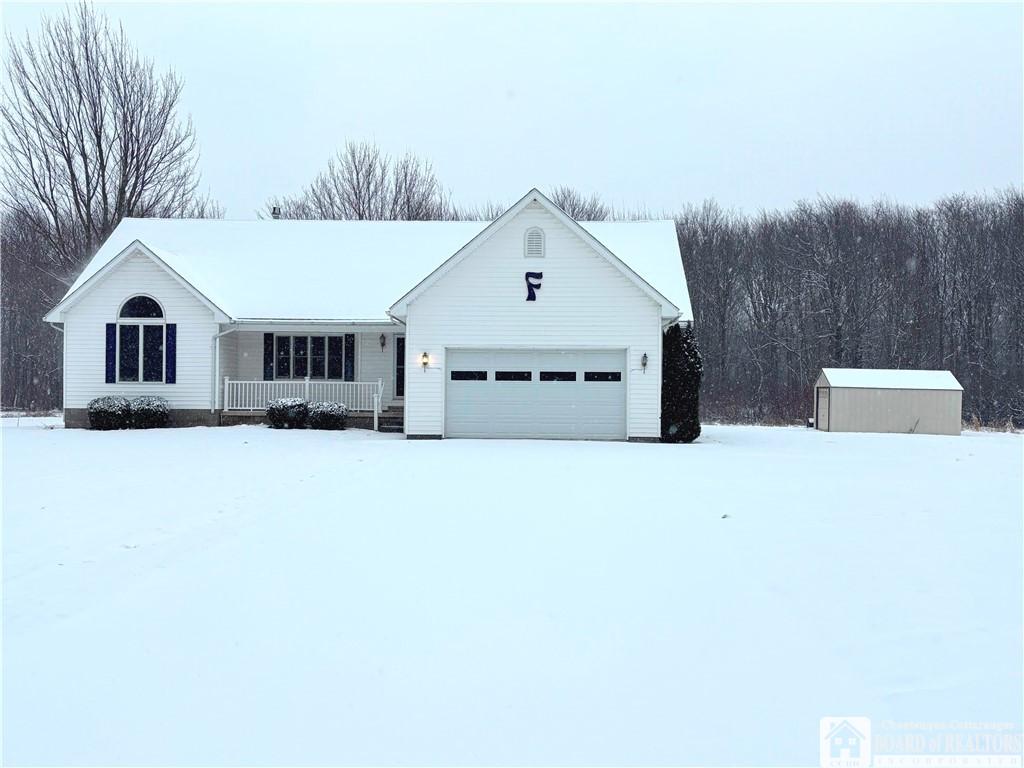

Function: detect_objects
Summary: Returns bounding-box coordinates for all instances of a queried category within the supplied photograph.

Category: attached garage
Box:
[390,188,693,441]
[445,348,627,440]
[813,368,963,436]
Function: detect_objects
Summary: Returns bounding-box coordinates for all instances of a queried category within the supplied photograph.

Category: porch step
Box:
[346,413,404,432]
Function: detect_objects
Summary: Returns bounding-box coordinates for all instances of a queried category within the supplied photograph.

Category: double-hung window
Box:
[117,296,166,383]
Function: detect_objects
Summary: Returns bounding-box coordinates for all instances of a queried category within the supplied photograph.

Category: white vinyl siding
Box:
[232,332,265,381]
[404,202,663,438]
[217,332,238,407]
[357,332,399,406]
[62,253,218,409]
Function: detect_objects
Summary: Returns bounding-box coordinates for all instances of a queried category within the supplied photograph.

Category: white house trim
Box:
[388,188,682,321]
[44,240,230,324]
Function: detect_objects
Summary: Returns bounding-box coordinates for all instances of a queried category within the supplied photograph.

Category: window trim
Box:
[524,227,545,258]
[115,295,166,384]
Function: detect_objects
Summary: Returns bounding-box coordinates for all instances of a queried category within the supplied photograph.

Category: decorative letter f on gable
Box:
[525,271,543,301]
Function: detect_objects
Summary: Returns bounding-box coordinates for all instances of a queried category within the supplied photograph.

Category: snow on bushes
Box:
[308,401,348,430]
[266,397,310,429]
[87,396,132,430]
[88,396,171,429]
[130,396,170,429]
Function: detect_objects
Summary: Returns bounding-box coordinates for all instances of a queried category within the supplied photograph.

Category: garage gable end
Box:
[389,188,680,320]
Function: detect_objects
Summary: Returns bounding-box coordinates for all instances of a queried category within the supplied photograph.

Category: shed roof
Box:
[820,368,963,391]
[48,213,691,323]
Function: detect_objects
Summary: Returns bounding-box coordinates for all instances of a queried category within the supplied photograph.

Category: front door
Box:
[395,336,405,398]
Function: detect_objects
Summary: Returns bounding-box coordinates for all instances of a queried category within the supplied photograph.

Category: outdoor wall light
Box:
[421,352,429,370]
[379,333,387,351]
[641,353,648,372]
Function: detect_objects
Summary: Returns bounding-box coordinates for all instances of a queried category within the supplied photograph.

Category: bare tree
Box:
[267,141,452,221]
[1,210,63,410]
[1,3,214,274]
[454,200,507,221]
[549,185,610,220]
[1,3,218,410]
[677,190,1024,426]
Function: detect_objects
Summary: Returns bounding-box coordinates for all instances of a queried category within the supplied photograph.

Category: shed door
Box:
[816,387,830,431]
[445,349,627,439]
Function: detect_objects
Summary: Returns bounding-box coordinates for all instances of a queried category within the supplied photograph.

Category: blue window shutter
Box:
[344,334,355,381]
[105,324,116,383]
[165,324,177,383]
[263,333,274,380]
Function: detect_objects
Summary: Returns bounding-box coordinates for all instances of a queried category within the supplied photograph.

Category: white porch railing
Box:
[224,378,384,414]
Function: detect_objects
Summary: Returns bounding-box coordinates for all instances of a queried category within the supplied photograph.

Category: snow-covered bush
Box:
[308,401,348,430]
[661,322,703,443]
[130,396,170,429]
[267,397,309,429]
[87,396,132,430]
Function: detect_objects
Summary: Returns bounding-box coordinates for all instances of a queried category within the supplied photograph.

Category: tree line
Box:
[3,4,1021,425]
[677,193,1023,426]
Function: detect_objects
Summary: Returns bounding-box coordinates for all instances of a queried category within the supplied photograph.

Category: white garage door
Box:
[445,348,627,439]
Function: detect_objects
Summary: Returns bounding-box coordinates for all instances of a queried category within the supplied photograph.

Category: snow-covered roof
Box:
[50,214,691,323]
[820,368,963,391]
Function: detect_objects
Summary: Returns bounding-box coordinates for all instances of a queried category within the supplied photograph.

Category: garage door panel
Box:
[445,348,627,440]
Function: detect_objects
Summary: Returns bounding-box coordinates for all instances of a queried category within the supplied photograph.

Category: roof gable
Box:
[44,240,229,323]
[388,188,685,321]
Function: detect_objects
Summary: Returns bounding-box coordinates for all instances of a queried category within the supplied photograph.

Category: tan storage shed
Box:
[813,368,963,436]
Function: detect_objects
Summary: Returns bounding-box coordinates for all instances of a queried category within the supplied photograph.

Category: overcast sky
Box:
[4,2,1022,219]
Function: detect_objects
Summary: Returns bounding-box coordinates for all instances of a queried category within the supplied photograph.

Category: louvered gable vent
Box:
[524,227,545,258]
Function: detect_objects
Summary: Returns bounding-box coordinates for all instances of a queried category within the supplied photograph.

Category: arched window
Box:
[524,227,545,258]
[119,295,164,319]
[117,295,166,382]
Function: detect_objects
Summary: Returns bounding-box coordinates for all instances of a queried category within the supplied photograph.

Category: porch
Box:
[223,379,384,412]
[215,326,406,425]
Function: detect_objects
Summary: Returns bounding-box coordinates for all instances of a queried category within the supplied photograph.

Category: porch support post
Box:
[214,333,221,411]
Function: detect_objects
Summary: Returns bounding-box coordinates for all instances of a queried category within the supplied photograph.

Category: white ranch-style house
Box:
[45,189,693,440]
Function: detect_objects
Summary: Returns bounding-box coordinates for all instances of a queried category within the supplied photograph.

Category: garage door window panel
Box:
[584,371,622,382]
[451,370,488,381]
[540,371,576,382]
[495,371,531,381]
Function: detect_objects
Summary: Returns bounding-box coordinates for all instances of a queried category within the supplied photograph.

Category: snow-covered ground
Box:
[2,420,1021,766]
